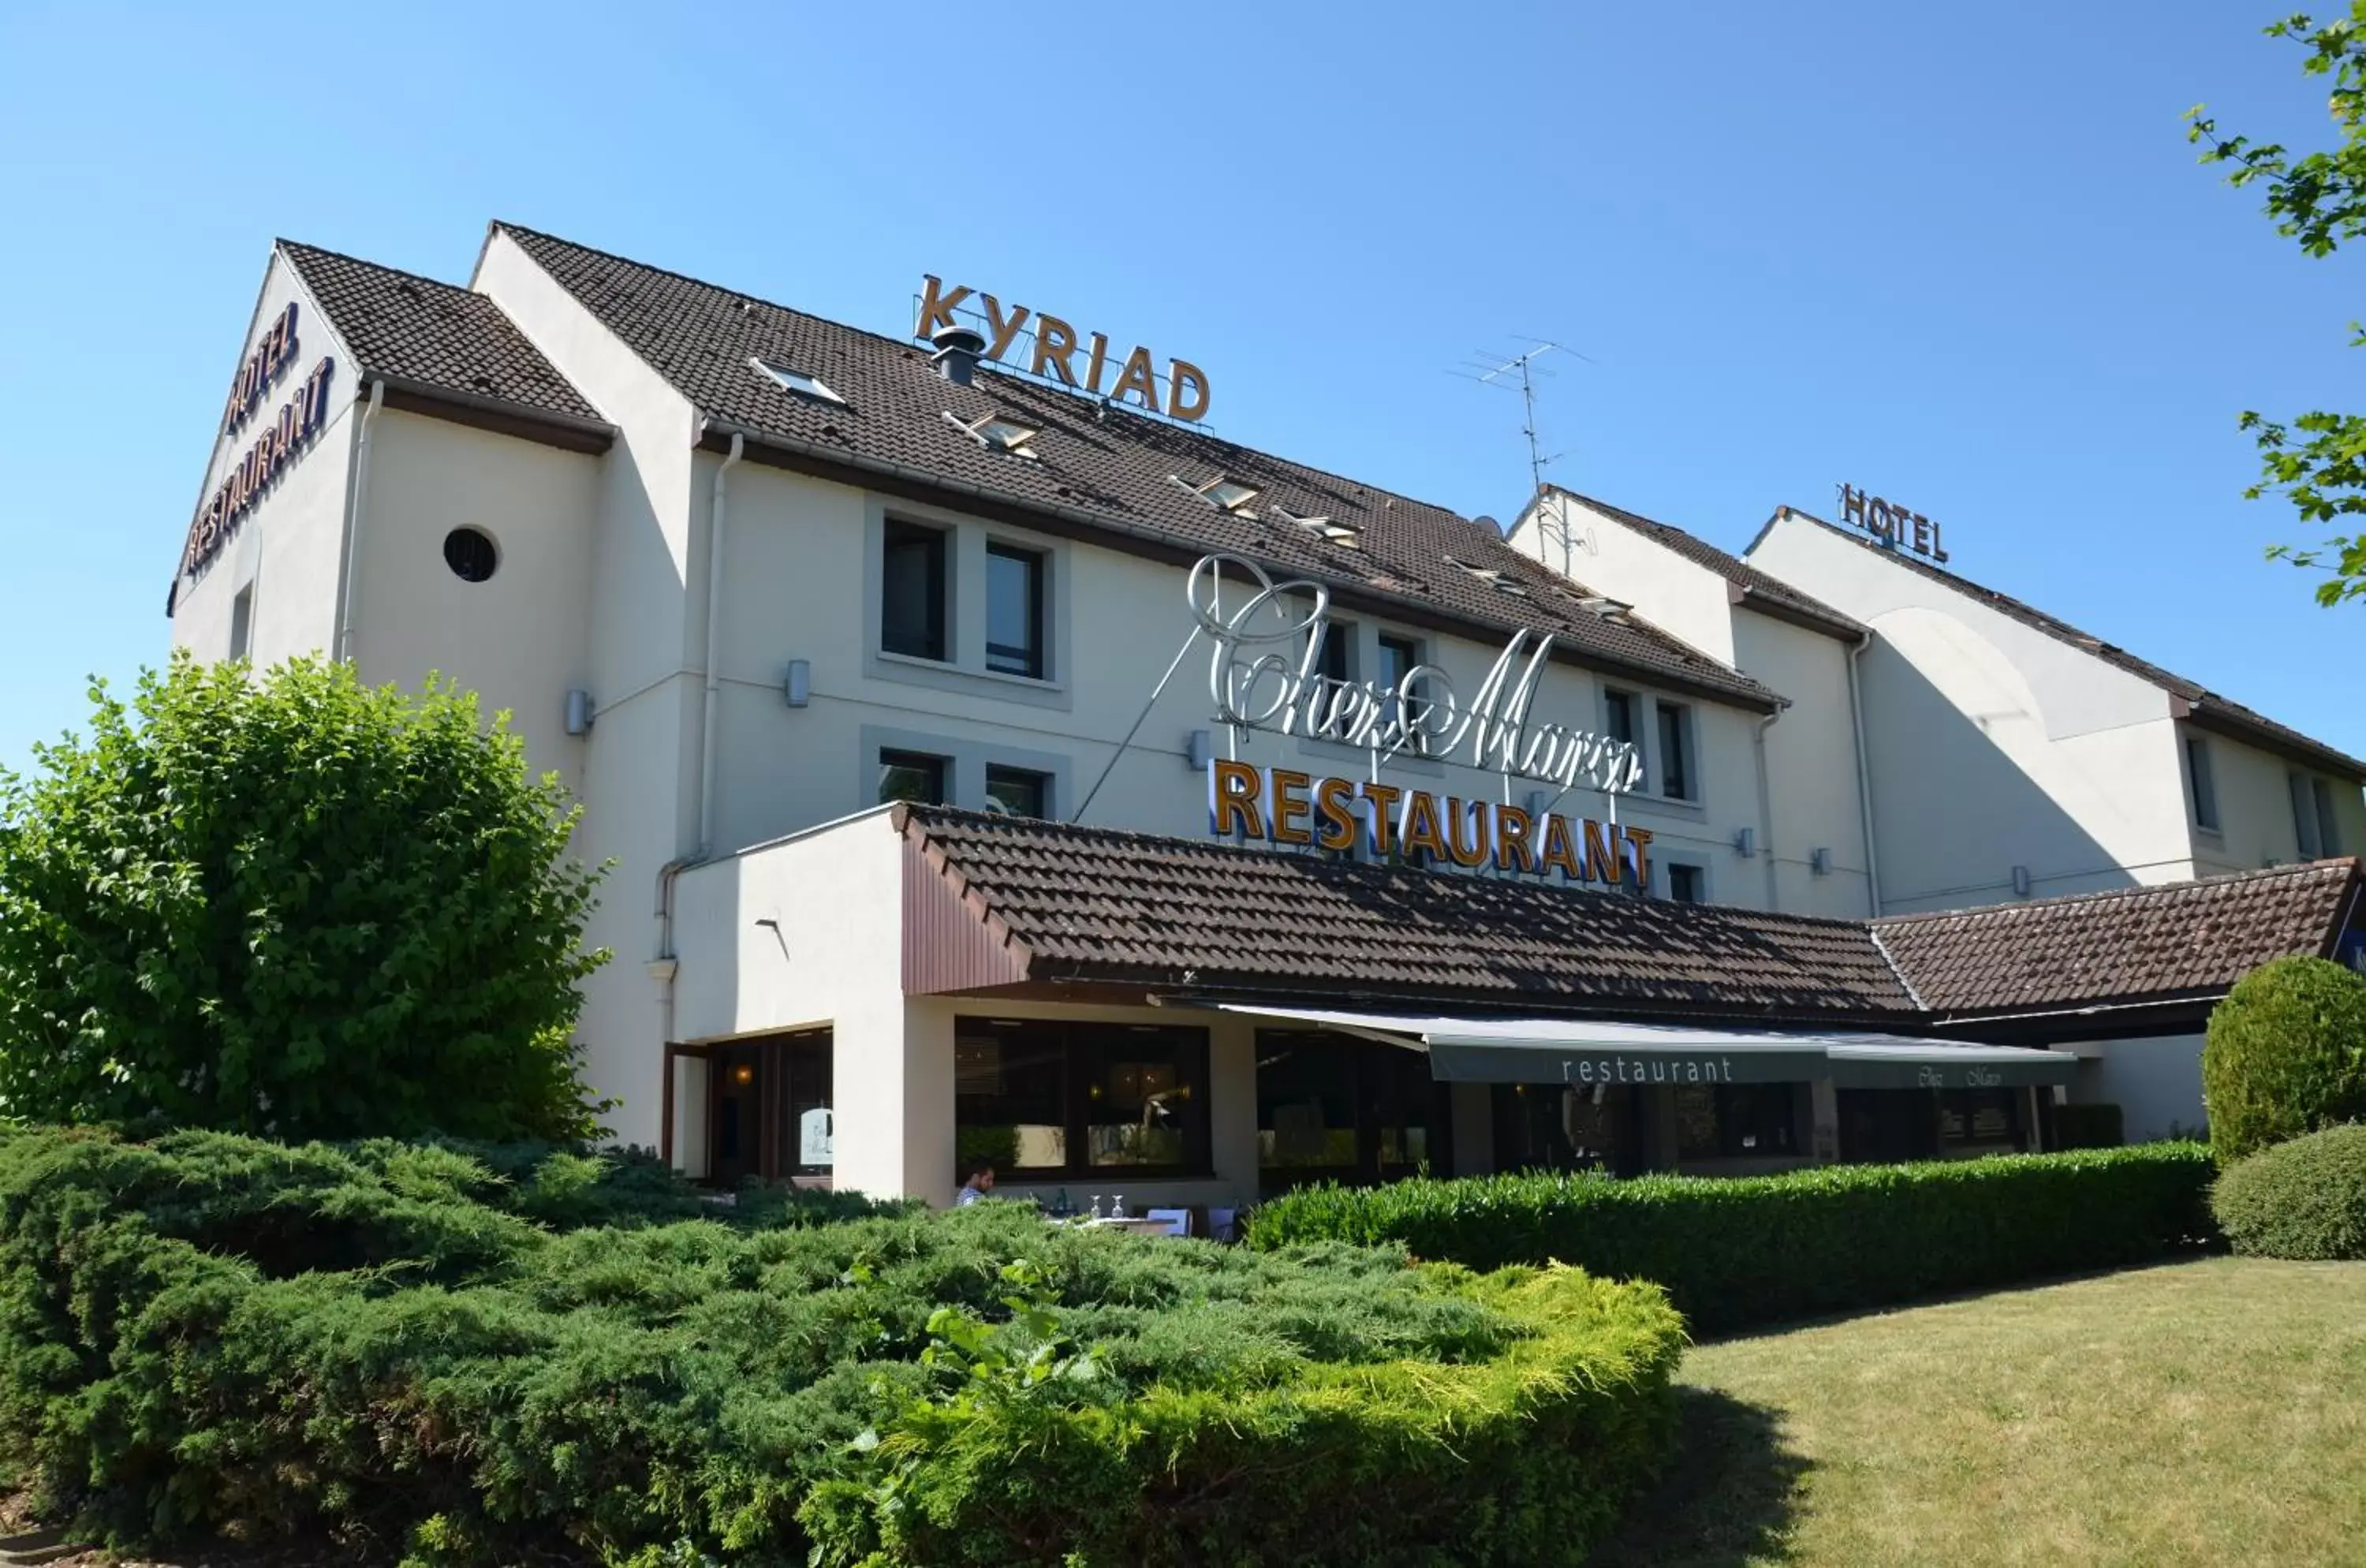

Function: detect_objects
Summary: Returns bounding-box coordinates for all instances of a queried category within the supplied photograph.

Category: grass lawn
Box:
[1593,1257,2366,1568]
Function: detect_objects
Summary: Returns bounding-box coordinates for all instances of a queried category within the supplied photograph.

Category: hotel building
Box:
[165,224,2366,1202]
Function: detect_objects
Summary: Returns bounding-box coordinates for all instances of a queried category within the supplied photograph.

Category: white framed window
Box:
[228,584,254,662]
[751,357,845,405]
[1655,700,1697,802]
[2293,771,2328,858]
[863,502,1073,711]
[2314,776,2342,857]
[2186,735,2220,833]
[1666,862,1707,905]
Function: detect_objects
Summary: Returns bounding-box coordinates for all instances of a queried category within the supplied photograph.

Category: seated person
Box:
[954,1158,995,1207]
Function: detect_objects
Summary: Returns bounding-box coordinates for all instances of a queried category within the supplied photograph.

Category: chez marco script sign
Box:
[1181,554,1645,796]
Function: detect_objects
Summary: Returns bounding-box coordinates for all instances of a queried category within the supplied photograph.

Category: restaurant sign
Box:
[1185,554,1644,796]
[1838,483,1949,564]
[915,275,1211,423]
[1210,759,1654,889]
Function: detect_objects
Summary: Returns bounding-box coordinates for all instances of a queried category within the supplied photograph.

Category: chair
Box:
[1205,1207,1241,1244]
[1145,1207,1192,1238]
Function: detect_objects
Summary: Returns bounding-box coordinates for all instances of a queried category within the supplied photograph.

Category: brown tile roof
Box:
[896,805,1922,1022]
[1874,858,2360,1017]
[895,808,2361,1027]
[1763,507,2366,779]
[279,241,606,429]
[1551,488,1868,640]
[492,222,1781,712]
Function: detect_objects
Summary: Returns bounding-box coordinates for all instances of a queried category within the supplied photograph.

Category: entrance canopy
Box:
[1206,1004,2076,1090]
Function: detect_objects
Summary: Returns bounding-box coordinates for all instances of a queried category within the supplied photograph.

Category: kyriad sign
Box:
[1182,554,1645,797]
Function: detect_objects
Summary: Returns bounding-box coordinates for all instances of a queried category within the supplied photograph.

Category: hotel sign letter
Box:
[916,275,1211,423]
[1839,484,1948,564]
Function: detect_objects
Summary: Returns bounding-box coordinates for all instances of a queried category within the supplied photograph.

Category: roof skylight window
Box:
[1442,554,1532,596]
[1272,504,1360,547]
[942,409,1040,457]
[750,357,844,405]
[1171,473,1263,513]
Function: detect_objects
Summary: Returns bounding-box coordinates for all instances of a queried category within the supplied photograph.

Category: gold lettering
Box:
[1111,345,1162,414]
[1314,776,1359,850]
[1584,818,1620,887]
[1271,768,1314,846]
[1625,826,1655,891]
[1443,797,1490,868]
[1494,805,1537,873]
[1912,513,1932,555]
[914,275,972,339]
[1401,789,1450,861]
[1539,814,1583,881]
[1841,484,1867,528]
[980,294,1031,360]
[1931,519,1949,564]
[1030,313,1080,384]
[1084,331,1112,394]
[1358,781,1402,855]
[1167,359,1211,422]
[1211,759,1265,839]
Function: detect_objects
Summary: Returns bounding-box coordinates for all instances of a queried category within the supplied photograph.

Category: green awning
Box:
[1209,1006,2077,1090]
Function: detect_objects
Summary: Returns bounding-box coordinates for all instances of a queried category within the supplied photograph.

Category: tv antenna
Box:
[1454,340,1581,500]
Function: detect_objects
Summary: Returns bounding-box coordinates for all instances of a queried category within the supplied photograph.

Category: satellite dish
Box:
[1475,514,1502,536]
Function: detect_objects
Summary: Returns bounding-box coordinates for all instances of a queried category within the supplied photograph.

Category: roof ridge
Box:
[1864,925,1930,1010]
[1872,856,2362,927]
[278,237,484,301]
[494,221,1483,528]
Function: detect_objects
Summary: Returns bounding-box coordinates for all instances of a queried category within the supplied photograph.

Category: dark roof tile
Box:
[1875,858,2360,1015]
[279,241,604,427]
[1553,488,1868,640]
[496,222,1780,710]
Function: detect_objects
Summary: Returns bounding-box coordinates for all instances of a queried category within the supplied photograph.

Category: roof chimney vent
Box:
[930,324,987,385]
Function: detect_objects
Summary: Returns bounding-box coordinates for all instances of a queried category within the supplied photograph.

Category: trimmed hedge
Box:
[2202,955,2366,1163]
[1246,1144,2217,1335]
[0,1127,1683,1566]
[2211,1122,2366,1260]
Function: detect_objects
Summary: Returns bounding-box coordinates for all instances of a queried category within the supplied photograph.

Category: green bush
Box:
[0,1127,1682,1567]
[1247,1144,2216,1335]
[2052,1102,2125,1148]
[2211,1122,2366,1259]
[2202,955,2366,1163]
[0,655,606,1142]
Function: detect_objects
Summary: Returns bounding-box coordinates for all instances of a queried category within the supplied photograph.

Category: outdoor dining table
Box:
[1053,1215,1179,1236]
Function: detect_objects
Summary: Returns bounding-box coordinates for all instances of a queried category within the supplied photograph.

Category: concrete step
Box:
[0,1526,93,1566]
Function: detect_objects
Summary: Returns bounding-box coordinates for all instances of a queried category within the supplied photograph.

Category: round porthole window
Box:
[442,527,498,583]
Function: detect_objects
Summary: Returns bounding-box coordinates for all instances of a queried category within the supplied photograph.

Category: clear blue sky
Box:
[0,1,2355,775]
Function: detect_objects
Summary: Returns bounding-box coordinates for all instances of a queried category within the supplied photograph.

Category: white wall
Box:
[1507,492,1739,666]
[352,410,600,795]
[688,461,1784,903]
[170,250,360,668]
[1749,516,2193,913]
[2064,1032,2207,1142]
[476,230,707,1152]
[2192,725,2366,877]
[1736,614,1875,918]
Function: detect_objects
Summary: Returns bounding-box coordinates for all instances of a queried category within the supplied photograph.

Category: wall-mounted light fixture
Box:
[1733,827,1757,858]
[565,689,595,736]
[1186,730,1214,771]
[783,659,811,708]
[2011,864,2033,898]
[1810,846,1833,876]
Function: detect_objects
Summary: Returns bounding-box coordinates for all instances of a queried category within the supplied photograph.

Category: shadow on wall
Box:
[1587,1386,1808,1568]
[1860,640,2134,913]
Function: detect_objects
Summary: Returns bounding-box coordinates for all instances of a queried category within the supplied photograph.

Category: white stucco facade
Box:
[162,226,2364,1196]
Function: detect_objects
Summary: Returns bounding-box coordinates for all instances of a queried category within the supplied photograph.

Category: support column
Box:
[1811,1078,1841,1164]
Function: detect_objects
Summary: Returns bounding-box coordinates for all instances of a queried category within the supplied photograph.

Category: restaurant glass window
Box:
[984,764,1050,819]
[955,1018,1209,1180]
[700,1029,834,1186]
[986,542,1046,678]
[1258,1032,1446,1191]
[1674,1082,1799,1161]
[1938,1088,2023,1153]
[882,520,948,662]
[878,749,947,806]
[1491,1082,1640,1176]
